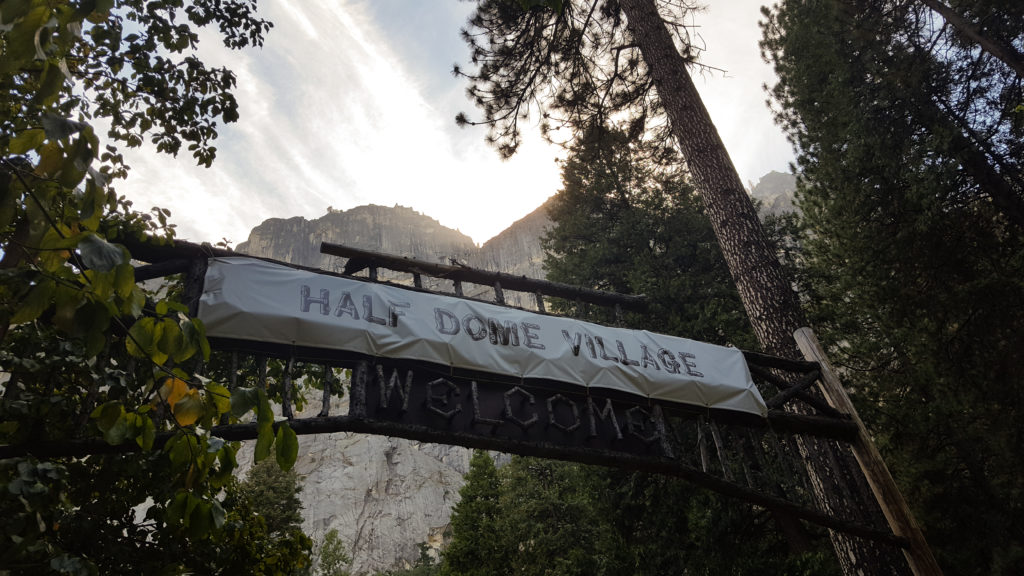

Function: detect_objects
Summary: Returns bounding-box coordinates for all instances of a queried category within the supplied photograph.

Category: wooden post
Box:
[319,364,332,418]
[256,357,267,392]
[282,356,295,420]
[493,280,505,305]
[220,351,238,425]
[794,327,943,576]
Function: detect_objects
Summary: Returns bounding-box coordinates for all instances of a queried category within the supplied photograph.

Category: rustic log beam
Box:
[133,259,191,281]
[748,364,843,418]
[320,241,648,311]
[0,407,856,460]
[742,350,819,373]
[0,414,902,547]
[765,369,822,409]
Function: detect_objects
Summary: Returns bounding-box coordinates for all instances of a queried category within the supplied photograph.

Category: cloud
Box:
[113,0,790,246]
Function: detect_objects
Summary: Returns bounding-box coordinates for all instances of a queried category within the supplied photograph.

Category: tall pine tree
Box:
[542,125,755,348]
[440,451,505,576]
[762,1,1024,573]
[437,126,840,576]
[456,2,896,571]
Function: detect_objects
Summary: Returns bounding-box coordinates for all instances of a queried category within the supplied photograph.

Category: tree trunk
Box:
[616,0,909,573]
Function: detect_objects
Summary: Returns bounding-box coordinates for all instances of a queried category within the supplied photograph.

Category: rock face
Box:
[235,396,469,575]
[234,202,552,574]
[237,205,480,273]
[749,170,798,216]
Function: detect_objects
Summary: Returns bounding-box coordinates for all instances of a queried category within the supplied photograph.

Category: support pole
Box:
[794,327,943,576]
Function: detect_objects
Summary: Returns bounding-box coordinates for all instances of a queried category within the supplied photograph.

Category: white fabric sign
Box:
[198,257,766,416]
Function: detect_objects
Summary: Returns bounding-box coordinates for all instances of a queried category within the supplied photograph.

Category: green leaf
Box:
[113,262,135,299]
[157,317,184,361]
[210,445,237,489]
[171,389,204,427]
[206,382,231,415]
[126,316,168,365]
[36,140,62,177]
[275,423,299,471]
[79,176,105,230]
[104,413,131,445]
[122,286,146,317]
[41,113,87,141]
[78,233,124,272]
[167,490,189,526]
[186,318,210,360]
[137,415,156,450]
[1,6,50,66]
[229,387,258,418]
[126,317,153,358]
[254,422,274,463]
[52,283,82,332]
[166,433,199,472]
[72,299,111,345]
[176,317,202,362]
[188,500,213,539]
[10,278,55,324]
[34,60,66,105]
[92,401,122,433]
[0,0,34,25]
[8,129,45,154]
[56,140,89,188]
[93,0,115,17]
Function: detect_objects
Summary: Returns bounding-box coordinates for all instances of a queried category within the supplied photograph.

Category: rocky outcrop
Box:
[235,396,469,575]
[474,199,552,279]
[749,170,798,216]
[237,204,479,274]
[471,200,552,308]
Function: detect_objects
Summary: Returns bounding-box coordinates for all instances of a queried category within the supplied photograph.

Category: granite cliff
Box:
[749,170,798,216]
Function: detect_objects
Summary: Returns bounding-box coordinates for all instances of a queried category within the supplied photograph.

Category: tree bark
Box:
[616,0,910,573]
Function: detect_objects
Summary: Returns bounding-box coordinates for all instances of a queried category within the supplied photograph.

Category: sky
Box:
[116,1,795,246]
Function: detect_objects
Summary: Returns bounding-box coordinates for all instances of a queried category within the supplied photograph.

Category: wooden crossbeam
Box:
[320,241,648,311]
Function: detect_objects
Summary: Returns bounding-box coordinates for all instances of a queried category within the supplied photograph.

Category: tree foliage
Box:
[762,1,1024,573]
[374,543,439,576]
[2,0,271,169]
[443,130,837,575]
[454,0,698,158]
[439,450,503,576]
[191,459,313,575]
[542,124,755,348]
[442,454,837,576]
[762,0,1023,228]
[315,528,353,576]
[0,1,315,573]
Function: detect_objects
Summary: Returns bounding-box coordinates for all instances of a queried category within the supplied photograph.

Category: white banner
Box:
[198,257,766,416]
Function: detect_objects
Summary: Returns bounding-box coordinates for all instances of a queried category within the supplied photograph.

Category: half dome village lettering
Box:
[299,284,707,381]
